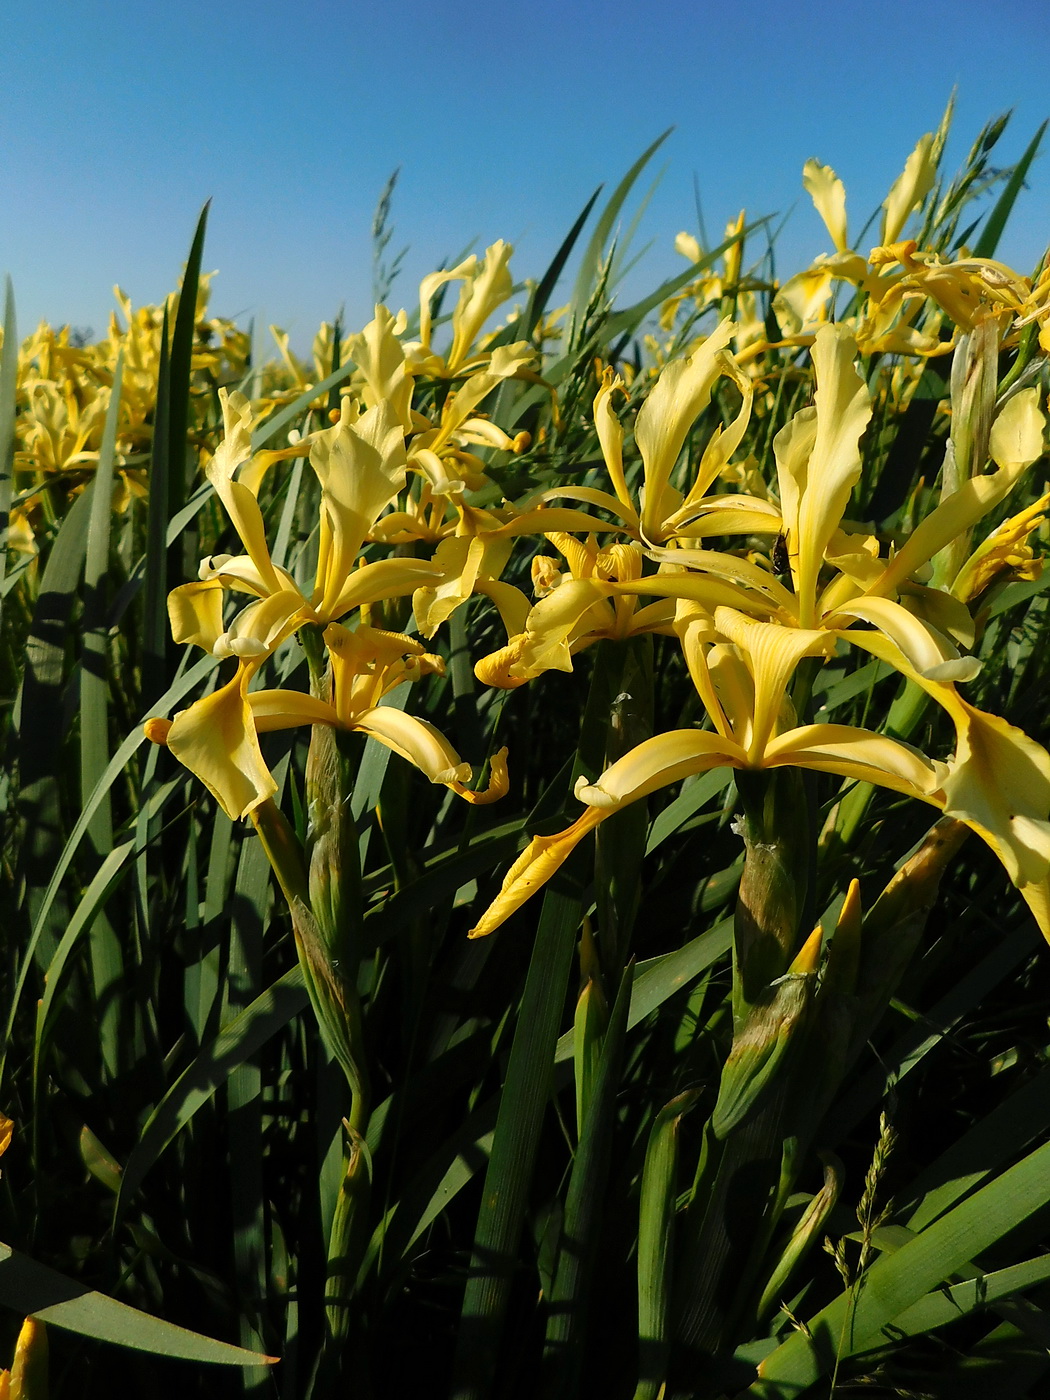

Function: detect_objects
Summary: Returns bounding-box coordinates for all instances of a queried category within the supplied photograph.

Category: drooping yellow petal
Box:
[329,556,443,623]
[831,597,980,682]
[167,668,277,820]
[841,628,1050,892]
[939,703,1050,888]
[353,706,467,787]
[574,728,745,808]
[468,808,604,939]
[764,723,943,800]
[248,689,339,731]
[538,484,639,528]
[475,579,534,638]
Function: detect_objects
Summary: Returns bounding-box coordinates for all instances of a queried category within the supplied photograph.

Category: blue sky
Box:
[5,0,1050,351]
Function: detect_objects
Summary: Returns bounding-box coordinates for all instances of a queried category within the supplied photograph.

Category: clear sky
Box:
[5,0,1050,351]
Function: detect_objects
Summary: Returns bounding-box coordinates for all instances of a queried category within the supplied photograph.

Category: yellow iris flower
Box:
[544,324,775,548]
[175,388,441,647]
[148,623,508,820]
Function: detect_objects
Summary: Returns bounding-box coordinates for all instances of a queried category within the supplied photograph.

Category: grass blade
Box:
[0,1242,276,1365]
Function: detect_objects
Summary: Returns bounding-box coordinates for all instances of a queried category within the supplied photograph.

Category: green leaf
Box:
[0,651,217,1083]
[553,917,733,1064]
[890,1255,1050,1340]
[451,874,585,1399]
[973,121,1047,259]
[167,203,210,520]
[0,1241,276,1365]
[749,1137,1050,1395]
[567,130,673,344]
[635,1092,700,1400]
[523,186,603,339]
[115,965,308,1221]
[80,349,124,854]
[541,961,635,1398]
[0,278,17,632]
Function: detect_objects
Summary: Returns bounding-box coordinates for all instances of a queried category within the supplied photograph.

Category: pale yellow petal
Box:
[205,390,282,595]
[574,728,744,808]
[785,324,873,625]
[764,722,942,799]
[310,400,407,614]
[636,318,736,542]
[712,608,830,758]
[803,160,849,253]
[168,669,277,820]
[468,807,604,938]
[168,580,225,651]
[882,133,936,246]
[248,689,338,731]
[445,241,515,370]
[989,387,1046,470]
[344,304,413,430]
[593,370,633,513]
[418,254,476,351]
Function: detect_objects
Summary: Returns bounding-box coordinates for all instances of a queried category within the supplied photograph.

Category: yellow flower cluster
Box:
[134,215,1050,952]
